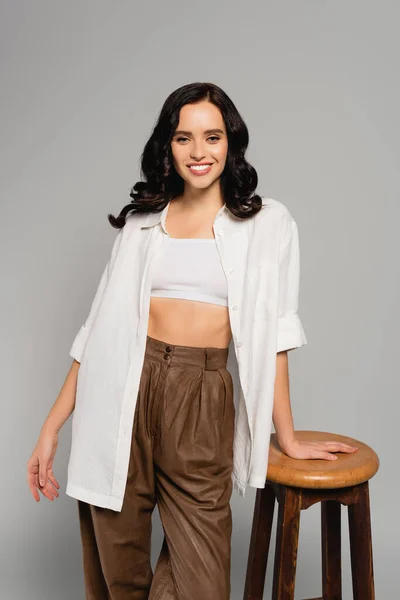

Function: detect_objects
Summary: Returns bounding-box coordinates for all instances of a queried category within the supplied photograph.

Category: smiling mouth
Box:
[187,164,213,174]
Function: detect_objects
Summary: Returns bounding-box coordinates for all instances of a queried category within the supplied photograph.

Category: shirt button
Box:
[229,268,234,274]
[163,354,170,360]
[236,341,242,348]
[217,230,223,236]
[165,346,172,352]
[232,305,238,311]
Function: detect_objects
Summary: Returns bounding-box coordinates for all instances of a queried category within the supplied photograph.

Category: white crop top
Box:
[150,237,228,307]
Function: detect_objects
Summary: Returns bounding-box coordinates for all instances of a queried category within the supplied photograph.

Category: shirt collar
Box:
[140,197,268,233]
[140,200,228,232]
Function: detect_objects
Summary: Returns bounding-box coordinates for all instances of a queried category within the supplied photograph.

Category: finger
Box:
[341,445,358,453]
[321,442,357,452]
[31,471,54,502]
[35,471,56,501]
[41,477,60,500]
[28,481,40,502]
[325,453,338,460]
[48,471,60,490]
[40,479,58,501]
[39,482,57,501]
[27,469,37,486]
[46,479,60,498]
[309,451,338,461]
[39,465,47,488]
[27,471,40,502]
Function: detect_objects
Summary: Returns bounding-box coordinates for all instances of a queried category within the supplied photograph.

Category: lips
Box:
[187,164,213,176]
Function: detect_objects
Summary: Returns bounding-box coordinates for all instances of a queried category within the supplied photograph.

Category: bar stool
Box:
[243,430,379,600]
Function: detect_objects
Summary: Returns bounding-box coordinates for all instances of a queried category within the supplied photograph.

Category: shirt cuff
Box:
[277,313,307,352]
[69,324,89,363]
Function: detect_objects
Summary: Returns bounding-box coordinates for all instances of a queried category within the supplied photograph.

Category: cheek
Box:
[214,144,228,167]
[171,150,186,176]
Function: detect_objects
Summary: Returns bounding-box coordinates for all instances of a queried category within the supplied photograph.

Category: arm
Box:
[273,213,357,460]
[27,359,80,502]
[41,359,80,435]
[272,349,357,460]
[272,213,306,450]
[28,228,124,502]
[272,350,295,452]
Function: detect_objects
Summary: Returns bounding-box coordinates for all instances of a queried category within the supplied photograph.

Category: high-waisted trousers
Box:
[77,334,235,600]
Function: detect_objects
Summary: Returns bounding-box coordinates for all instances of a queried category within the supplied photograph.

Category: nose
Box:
[190,140,206,160]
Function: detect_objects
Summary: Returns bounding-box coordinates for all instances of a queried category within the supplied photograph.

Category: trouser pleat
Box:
[77,335,235,600]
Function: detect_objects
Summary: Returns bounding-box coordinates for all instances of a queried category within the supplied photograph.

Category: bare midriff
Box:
[147,297,232,349]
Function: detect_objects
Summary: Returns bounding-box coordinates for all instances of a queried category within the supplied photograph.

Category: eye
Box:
[175,135,221,143]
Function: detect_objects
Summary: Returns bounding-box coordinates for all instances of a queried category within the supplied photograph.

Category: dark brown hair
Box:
[108,82,262,229]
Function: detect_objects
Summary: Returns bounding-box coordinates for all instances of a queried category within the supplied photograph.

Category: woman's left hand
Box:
[280,439,359,461]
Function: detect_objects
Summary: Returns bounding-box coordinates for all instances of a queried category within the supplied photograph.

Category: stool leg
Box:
[321,499,342,599]
[272,486,301,600]
[347,481,375,599]
[243,483,276,599]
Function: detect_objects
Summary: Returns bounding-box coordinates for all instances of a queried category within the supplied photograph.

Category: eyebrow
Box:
[173,128,225,136]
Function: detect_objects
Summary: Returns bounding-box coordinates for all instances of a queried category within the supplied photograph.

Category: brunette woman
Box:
[28,82,357,599]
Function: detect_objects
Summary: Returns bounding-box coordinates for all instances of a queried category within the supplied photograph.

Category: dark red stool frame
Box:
[243,479,375,600]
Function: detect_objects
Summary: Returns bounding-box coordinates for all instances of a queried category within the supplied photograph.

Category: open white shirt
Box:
[66,196,307,511]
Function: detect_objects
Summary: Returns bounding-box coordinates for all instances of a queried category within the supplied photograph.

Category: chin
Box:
[180,172,223,190]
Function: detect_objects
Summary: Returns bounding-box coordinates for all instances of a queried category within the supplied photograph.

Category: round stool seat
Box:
[266,430,379,489]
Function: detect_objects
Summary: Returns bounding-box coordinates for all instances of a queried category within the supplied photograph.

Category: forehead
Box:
[177,101,225,131]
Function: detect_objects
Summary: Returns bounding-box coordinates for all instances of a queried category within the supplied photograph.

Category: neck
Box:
[173,183,225,214]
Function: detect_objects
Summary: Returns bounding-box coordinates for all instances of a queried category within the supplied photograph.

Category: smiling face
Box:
[171,100,228,193]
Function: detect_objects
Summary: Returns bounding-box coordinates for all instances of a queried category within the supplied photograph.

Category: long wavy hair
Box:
[108,82,263,229]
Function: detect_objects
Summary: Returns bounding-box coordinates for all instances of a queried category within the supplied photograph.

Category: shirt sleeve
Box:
[69,228,123,363]
[276,214,308,352]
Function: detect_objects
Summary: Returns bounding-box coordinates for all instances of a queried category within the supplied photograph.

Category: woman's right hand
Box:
[27,428,60,503]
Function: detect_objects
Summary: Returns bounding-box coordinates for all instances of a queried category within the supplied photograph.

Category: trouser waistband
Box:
[145,335,229,370]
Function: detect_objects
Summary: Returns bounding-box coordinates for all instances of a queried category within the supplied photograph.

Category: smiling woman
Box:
[172,111,227,189]
[106,82,263,225]
[27,81,357,600]
[174,127,225,173]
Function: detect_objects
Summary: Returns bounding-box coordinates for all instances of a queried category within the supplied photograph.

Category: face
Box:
[170,100,228,192]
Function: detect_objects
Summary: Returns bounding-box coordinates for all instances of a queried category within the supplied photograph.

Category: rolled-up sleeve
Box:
[69,229,123,363]
[276,214,307,353]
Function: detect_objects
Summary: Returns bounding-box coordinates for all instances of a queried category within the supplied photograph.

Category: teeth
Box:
[189,164,211,171]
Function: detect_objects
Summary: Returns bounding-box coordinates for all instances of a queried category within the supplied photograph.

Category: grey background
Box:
[1,1,398,598]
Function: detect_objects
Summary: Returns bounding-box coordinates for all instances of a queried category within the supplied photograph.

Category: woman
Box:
[27,82,357,599]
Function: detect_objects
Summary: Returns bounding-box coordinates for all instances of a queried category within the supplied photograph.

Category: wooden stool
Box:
[243,430,379,600]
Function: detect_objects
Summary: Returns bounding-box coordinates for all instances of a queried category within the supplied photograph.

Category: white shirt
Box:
[66,196,307,511]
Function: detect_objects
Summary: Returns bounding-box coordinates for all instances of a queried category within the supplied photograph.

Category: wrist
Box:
[276,433,297,453]
[41,422,60,437]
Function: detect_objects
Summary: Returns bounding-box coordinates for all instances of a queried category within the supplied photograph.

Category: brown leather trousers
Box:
[77,334,235,599]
